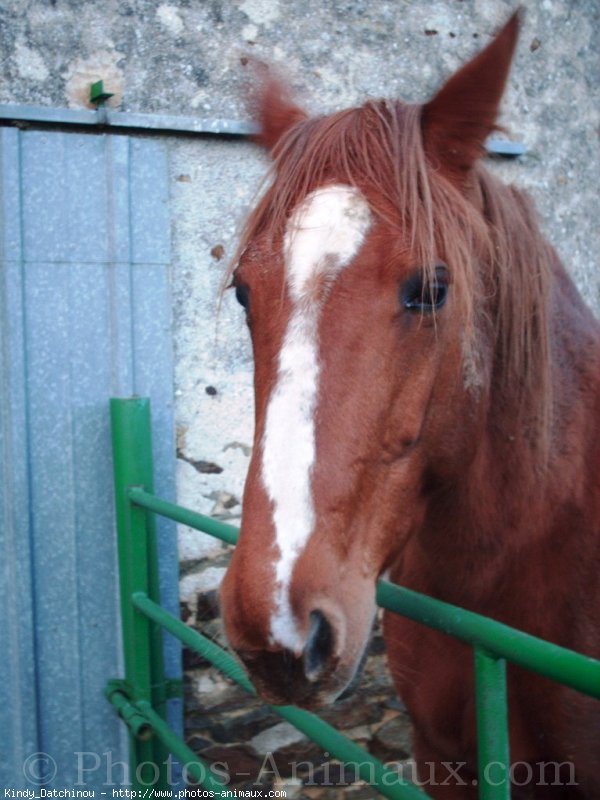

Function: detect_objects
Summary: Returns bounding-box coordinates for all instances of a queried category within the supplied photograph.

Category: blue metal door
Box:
[0,128,180,790]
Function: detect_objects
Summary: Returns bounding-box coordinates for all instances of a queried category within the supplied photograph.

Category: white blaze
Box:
[261,184,372,652]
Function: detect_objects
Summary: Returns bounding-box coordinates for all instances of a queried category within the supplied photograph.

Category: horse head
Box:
[220,14,524,708]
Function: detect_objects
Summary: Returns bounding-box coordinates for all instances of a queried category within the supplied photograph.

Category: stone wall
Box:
[2,1,599,795]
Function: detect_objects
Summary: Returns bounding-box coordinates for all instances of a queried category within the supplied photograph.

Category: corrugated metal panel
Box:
[0,128,181,789]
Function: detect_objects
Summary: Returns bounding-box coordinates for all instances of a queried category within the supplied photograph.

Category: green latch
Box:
[89,79,114,106]
[104,680,153,741]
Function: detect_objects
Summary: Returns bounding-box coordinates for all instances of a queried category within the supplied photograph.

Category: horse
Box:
[219,12,600,798]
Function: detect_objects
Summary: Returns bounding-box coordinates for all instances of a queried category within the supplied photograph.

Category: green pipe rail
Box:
[108,397,600,799]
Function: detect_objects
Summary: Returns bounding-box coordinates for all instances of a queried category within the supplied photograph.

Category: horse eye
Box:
[235,283,250,312]
[402,265,449,312]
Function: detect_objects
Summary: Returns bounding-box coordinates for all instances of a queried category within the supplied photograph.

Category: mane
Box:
[233,100,554,462]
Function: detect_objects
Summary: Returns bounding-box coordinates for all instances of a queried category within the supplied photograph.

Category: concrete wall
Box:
[2,0,599,793]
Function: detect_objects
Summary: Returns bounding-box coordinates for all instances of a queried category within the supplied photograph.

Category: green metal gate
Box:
[108,397,600,799]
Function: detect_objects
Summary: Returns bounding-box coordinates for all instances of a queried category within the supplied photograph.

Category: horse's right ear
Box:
[249,69,307,153]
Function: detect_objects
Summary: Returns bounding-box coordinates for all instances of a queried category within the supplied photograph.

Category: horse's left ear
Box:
[249,68,308,153]
[421,10,520,181]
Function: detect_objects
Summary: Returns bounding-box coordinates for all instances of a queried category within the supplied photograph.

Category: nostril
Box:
[303,610,334,681]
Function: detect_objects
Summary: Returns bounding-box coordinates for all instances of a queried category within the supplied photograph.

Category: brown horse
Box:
[220,13,600,798]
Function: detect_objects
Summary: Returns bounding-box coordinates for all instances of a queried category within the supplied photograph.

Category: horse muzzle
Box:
[219,526,378,708]
[224,602,360,708]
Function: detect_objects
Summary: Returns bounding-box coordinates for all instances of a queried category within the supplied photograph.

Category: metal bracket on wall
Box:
[89,80,115,107]
[0,102,525,155]
[486,138,527,157]
[89,79,115,125]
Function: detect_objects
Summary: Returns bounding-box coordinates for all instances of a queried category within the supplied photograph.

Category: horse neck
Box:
[411,248,600,606]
